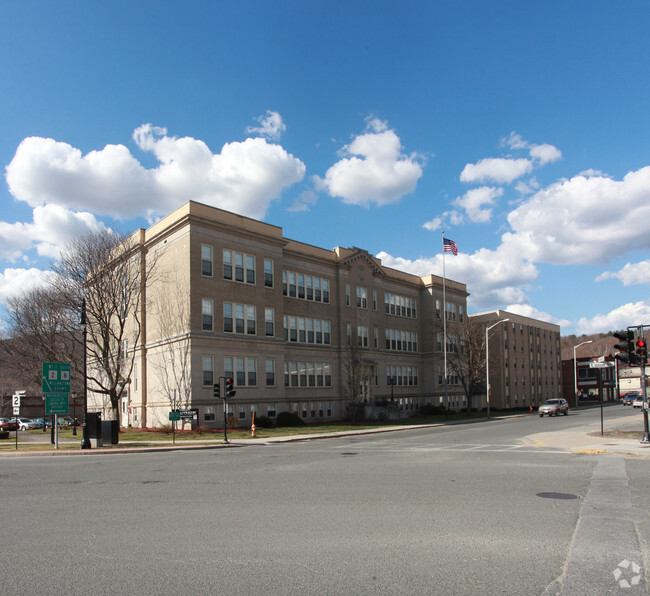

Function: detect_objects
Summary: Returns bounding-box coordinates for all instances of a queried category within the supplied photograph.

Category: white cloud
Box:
[246,111,286,141]
[597,260,650,285]
[504,167,650,265]
[0,267,56,302]
[6,121,306,222]
[503,303,571,329]
[422,217,442,231]
[460,157,533,184]
[377,244,539,311]
[529,143,561,165]
[316,119,423,207]
[453,186,503,223]
[0,205,104,262]
[287,190,318,212]
[575,301,650,335]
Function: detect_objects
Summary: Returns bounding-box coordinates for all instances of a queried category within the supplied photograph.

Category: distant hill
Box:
[560,332,620,361]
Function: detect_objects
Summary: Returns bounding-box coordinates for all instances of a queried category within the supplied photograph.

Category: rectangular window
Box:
[298,274,305,299]
[246,255,255,284]
[288,272,296,297]
[223,303,233,333]
[265,359,275,386]
[268,403,276,418]
[204,406,215,422]
[246,305,256,335]
[236,357,246,386]
[346,284,351,307]
[223,249,232,280]
[298,317,306,342]
[356,287,368,308]
[224,357,233,382]
[314,277,321,301]
[306,276,313,300]
[235,252,244,282]
[247,359,257,386]
[235,304,245,334]
[323,321,331,345]
[264,259,273,288]
[265,308,274,337]
[202,356,213,386]
[239,405,246,420]
[202,299,213,331]
[322,279,329,303]
[201,245,213,277]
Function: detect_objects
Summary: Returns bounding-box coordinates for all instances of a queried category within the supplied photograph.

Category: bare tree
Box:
[4,284,81,390]
[52,229,154,425]
[344,340,373,422]
[149,279,192,416]
[439,318,486,410]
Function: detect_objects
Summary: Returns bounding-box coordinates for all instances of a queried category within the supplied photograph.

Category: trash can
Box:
[86,412,102,447]
[101,419,119,445]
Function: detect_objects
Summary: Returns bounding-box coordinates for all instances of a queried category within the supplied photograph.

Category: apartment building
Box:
[89,201,469,428]
[470,310,562,410]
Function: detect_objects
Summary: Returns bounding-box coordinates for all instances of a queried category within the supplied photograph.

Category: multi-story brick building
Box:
[470,310,562,410]
[89,201,469,428]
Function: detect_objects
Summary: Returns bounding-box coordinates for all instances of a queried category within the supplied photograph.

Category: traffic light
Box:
[614,330,637,365]
[225,377,236,398]
[213,383,220,398]
[636,338,647,365]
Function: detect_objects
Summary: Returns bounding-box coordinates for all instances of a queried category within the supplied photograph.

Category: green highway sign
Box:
[45,393,70,415]
[42,362,71,393]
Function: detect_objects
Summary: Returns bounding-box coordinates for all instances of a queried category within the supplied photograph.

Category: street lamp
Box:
[486,318,509,419]
[80,298,91,450]
[574,340,593,407]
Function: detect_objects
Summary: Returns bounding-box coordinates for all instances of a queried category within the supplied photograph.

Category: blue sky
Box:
[2,0,650,336]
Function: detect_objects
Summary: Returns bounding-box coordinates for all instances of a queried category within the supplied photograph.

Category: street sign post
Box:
[46,393,70,415]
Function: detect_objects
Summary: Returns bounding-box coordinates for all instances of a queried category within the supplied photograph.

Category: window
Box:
[201,245,213,276]
[265,359,275,386]
[224,303,256,335]
[357,325,368,347]
[265,308,274,337]
[356,287,368,309]
[283,271,330,303]
[285,362,332,388]
[239,405,246,420]
[224,249,255,284]
[202,299,213,331]
[385,293,417,319]
[202,356,213,386]
[264,259,273,288]
[346,284,350,306]
[225,356,258,386]
[267,404,276,418]
[283,317,331,345]
[204,406,215,422]
[372,290,377,311]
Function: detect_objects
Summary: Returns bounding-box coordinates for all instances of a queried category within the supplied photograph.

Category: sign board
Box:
[12,393,21,408]
[13,406,20,416]
[42,362,71,393]
[169,411,181,421]
[589,361,613,368]
[178,409,198,420]
[45,393,69,415]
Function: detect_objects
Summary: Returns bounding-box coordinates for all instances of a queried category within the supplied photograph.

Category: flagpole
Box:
[442,231,448,414]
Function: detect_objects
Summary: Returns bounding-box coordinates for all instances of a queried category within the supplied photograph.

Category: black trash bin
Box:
[101,420,119,445]
[86,412,102,446]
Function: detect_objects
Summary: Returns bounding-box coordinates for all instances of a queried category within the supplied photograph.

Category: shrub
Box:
[276,411,306,427]
[254,415,274,428]
[0,430,9,440]
[420,405,447,416]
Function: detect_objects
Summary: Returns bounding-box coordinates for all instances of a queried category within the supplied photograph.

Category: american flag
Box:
[443,237,458,256]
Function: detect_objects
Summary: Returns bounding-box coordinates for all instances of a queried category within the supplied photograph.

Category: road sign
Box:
[45,393,69,415]
[12,393,21,408]
[42,362,71,393]
[169,411,181,421]
[13,406,20,416]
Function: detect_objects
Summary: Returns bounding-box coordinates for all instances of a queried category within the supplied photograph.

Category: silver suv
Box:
[539,398,569,417]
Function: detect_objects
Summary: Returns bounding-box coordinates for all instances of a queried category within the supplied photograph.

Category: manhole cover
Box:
[536,492,579,500]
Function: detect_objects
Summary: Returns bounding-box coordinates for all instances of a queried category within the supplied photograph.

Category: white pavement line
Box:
[544,457,647,594]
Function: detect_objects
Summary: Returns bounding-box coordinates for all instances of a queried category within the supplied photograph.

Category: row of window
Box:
[283,316,331,344]
[204,402,334,421]
[386,365,419,386]
[435,300,464,322]
[282,271,330,302]
[284,362,333,387]
[385,293,417,318]
[202,356,275,387]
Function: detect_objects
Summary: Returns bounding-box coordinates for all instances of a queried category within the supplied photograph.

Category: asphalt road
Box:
[1,407,648,595]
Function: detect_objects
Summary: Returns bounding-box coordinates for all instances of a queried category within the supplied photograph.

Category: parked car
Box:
[0,418,19,431]
[539,398,569,417]
[622,393,638,406]
[633,397,644,408]
[32,417,53,429]
[57,415,77,427]
[13,417,38,430]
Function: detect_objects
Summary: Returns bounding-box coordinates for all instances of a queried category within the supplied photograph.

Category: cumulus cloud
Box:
[460,157,533,185]
[0,267,57,302]
[504,167,650,265]
[502,303,571,329]
[597,260,650,285]
[6,120,306,221]
[575,301,650,335]
[377,244,539,310]
[315,118,423,207]
[453,186,503,223]
[0,205,104,263]
[246,111,286,141]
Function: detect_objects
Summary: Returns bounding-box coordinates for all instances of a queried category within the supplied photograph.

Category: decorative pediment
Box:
[338,247,386,278]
